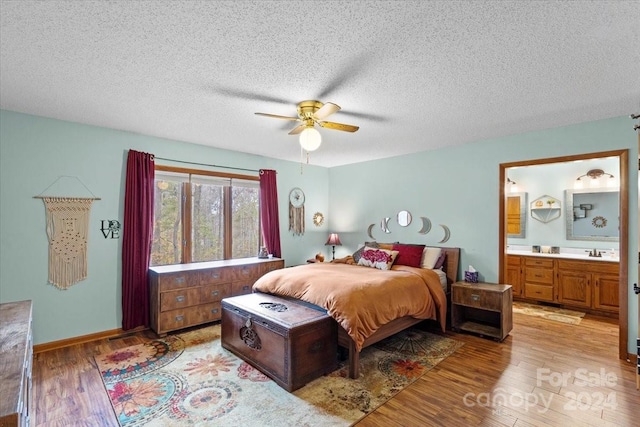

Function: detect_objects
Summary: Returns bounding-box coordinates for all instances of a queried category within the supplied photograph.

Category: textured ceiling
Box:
[1,1,639,167]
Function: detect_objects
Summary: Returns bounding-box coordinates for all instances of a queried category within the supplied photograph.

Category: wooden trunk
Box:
[221,293,337,392]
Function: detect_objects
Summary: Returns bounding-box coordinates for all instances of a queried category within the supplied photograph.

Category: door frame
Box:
[498,149,629,360]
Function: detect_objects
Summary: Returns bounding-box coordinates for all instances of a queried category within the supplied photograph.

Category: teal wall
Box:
[328,116,638,354]
[0,110,328,345]
[1,109,637,354]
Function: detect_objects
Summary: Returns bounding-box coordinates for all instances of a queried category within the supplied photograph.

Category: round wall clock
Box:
[289,187,305,208]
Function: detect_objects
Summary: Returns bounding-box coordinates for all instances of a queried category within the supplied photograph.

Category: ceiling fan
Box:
[255,100,359,151]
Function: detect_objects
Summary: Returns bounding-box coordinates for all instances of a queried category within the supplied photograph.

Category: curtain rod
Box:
[153,156,259,173]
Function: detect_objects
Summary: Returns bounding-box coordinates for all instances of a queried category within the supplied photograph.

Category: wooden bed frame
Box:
[337,246,460,379]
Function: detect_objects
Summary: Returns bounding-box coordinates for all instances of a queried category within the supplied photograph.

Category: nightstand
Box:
[451,282,513,341]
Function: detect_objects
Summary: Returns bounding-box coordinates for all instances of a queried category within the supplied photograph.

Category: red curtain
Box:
[259,169,281,258]
[122,150,155,330]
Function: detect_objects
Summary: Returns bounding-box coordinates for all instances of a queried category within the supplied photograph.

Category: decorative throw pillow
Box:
[353,241,379,263]
[433,251,447,270]
[357,247,399,270]
[392,243,425,268]
[421,247,442,269]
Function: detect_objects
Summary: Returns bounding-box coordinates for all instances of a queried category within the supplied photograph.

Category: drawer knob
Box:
[242,285,249,291]
[175,277,185,284]
[471,294,480,301]
[175,315,184,322]
[211,308,219,314]
[176,295,185,303]
[211,291,219,296]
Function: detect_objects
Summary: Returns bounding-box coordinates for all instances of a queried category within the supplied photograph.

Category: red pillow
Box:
[392,244,425,268]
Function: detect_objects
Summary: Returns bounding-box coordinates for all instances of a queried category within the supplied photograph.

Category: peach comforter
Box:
[252,262,447,352]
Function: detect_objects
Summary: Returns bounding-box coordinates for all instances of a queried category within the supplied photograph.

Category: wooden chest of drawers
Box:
[221,293,337,392]
[149,258,284,336]
[0,300,33,427]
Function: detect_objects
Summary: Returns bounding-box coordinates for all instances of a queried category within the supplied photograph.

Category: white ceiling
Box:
[1,1,639,167]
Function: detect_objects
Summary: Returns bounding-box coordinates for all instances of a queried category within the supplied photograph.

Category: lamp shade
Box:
[325,233,342,246]
[299,127,321,151]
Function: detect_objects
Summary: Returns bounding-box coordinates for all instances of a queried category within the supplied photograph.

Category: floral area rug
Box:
[95,324,463,426]
[512,301,585,325]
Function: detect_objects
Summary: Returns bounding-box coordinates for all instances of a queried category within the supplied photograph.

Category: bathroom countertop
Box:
[506,250,619,262]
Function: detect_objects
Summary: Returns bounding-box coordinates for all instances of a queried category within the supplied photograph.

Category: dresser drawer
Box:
[231,280,253,296]
[190,302,222,324]
[524,257,554,268]
[160,288,200,312]
[156,272,194,291]
[200,283,231,304]
[524,267,554,284]
[199,268,230,285]
[453,287,502,311]
[524,283,554,301]
[158,308,191,331]
[229,264,260,281]
[261,260,284,275]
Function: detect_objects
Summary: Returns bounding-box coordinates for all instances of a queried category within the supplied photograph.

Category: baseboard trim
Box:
[34,325,148,353]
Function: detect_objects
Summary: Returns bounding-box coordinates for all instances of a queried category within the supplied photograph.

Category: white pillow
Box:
[421,247,442,269]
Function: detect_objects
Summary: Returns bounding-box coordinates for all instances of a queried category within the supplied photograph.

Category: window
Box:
[151,166,260,266]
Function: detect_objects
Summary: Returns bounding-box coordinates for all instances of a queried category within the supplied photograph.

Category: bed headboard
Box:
[438,247,460,290]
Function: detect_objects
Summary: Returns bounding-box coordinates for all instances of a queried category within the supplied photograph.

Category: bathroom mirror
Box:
[397,210,412,227]
[565,188,619,241]
[506,192,527,238]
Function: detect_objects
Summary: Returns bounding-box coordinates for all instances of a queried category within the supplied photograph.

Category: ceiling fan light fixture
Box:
[299,127,321,151]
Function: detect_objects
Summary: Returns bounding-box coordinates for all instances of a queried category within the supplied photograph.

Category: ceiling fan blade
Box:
[214,86,292,105]
[318,121,359,132]
[288,124,307,135]
[313,102,340,120]
[255,112,300,121]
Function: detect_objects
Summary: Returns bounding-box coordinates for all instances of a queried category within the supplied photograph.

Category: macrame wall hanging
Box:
[288,187,305,236]
[34,176,100,290]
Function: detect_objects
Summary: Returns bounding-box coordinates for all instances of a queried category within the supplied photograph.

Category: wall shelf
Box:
[530,195,561,223]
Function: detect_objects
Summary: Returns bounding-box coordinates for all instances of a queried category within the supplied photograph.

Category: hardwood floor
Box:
[32,312,638,426]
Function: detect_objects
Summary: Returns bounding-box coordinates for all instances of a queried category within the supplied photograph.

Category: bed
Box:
[253,245,460,378]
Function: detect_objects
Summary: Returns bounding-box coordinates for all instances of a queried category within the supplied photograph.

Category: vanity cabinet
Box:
[556,259,619,312]
[557,267,591,308]
[149,257,284,336]
[505,255,523,297]
[507,255,619,314]
[523,257,555,302]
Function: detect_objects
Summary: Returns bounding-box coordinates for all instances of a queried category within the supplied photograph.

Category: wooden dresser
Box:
[149,257,284,336]
[0,300,33,427]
